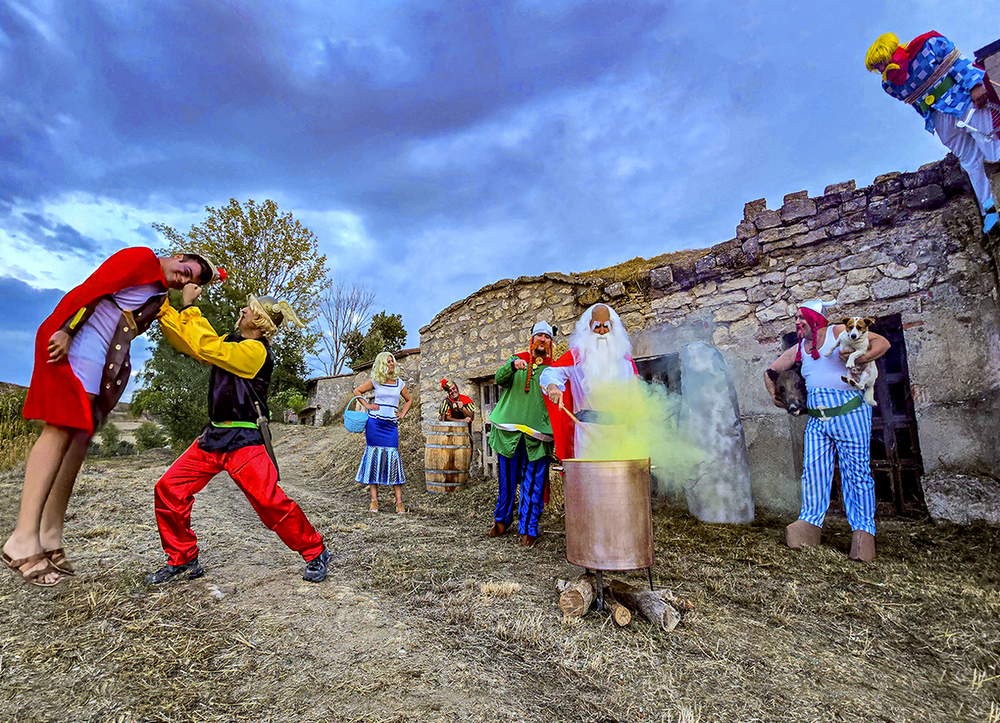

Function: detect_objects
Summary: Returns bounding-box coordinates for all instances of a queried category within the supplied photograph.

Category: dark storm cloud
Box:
[0,0,670,211]
[0,276,64,385]
[18,211,102,257]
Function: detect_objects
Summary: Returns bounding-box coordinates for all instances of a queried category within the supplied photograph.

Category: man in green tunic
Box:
[487,321,556,547]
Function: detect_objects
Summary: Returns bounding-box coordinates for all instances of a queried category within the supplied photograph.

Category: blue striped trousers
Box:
[800,388,877,535]
[495,437,549,537]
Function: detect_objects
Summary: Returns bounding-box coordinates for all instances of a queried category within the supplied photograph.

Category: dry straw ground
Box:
[2,405,999,723]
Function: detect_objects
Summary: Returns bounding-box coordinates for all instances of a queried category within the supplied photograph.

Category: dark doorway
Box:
[635,353,682,393]
[828,314,926,516]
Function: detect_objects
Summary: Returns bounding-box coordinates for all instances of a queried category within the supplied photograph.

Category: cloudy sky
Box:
[0,0,994,392]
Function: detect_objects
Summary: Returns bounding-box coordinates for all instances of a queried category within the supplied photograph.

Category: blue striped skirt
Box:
[356,417,405,485]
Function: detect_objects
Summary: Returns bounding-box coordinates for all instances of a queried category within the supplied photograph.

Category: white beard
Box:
[577,332,630,389]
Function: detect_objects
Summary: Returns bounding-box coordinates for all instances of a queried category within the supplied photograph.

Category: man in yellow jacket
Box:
[146,283,330,584]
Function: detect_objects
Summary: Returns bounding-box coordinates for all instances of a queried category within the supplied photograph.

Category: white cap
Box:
[799,299,836,315]
[531,321,554,338]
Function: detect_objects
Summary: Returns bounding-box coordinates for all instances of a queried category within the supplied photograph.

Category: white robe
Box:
[538,351,636,459]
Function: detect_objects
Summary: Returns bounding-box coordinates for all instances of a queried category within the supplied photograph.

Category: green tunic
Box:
[487,355,554,461]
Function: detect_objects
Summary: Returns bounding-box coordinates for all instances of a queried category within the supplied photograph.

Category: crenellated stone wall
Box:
[419,154,1000,516]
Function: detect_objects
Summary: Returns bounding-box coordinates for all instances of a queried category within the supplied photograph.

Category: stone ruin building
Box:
[417,153,1000,526]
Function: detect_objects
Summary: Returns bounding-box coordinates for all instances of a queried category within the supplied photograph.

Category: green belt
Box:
[807,395,863,420]
[211,421,259,429]
[916,75,956,114]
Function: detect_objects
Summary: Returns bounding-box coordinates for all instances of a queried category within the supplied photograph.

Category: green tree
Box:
[137,199,330,445]
[343,311,407,369]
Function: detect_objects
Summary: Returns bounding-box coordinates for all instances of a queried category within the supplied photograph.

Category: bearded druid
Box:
[539,304,638,460]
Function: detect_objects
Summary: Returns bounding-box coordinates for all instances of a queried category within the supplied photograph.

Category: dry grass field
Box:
[1,405,998,723]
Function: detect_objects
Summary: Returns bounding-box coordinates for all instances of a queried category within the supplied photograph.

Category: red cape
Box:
[22,247,167,432]
[542,349,638,461]
[885,31,943,86]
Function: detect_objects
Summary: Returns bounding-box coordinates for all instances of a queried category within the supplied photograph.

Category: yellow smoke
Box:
[584,379,703,498]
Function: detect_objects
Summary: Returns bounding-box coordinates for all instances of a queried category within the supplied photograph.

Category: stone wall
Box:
[419,154,1000,515]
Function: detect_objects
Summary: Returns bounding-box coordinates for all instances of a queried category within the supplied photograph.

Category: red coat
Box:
[22,247,167,432]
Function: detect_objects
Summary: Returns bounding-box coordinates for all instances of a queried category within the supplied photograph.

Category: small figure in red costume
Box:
[146,285,331,585]
[3,248,217,587]
[539,304,638,460]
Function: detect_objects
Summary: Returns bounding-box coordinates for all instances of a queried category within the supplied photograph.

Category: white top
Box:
[371,378,405,420]
[68,282,164,395]
[800,326,855,393]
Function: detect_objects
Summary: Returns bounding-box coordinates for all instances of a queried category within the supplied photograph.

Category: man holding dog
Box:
[765,300,890,562]
[486,321,555,547]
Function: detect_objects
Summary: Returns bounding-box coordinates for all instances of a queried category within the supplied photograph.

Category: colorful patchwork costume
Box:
[487,322,555,541]
[867,32,1000,232]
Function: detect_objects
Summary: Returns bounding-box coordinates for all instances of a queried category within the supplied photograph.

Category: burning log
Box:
[555,575,631,626]
[610,580,681,632]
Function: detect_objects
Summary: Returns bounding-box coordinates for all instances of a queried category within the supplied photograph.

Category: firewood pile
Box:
[555,574,692,630]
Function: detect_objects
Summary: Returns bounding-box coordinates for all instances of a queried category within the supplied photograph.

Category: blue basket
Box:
[343,396,369,433]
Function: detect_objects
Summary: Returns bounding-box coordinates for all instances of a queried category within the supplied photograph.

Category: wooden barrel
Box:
[425,421,472,493]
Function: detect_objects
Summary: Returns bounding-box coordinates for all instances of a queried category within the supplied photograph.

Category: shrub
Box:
[321,409,335,427]
[0,386,39,471]
[134,421,168,452]
[99,423,121,450]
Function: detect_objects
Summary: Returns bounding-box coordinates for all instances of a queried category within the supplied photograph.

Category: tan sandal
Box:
[369,501,379,513]
[395,502,406,515]
[45,548,76,576]
[3,551,65,587]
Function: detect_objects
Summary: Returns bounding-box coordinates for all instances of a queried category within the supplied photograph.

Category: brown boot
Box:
[487,521,507,538]
[785,520,822,549]
[849,530,876,562]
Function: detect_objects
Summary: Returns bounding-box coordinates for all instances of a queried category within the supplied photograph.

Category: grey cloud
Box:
[0,276,65,385]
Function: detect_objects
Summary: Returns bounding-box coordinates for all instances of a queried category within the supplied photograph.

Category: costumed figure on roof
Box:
[764,300,891,562]
[539,304,638,460]
[146,285,331,585]
[3,248,218,587]
[486,321,556,548]
[352,351,412,514]
[866,32,1000,233]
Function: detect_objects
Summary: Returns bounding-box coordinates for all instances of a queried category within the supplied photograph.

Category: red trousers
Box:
[154,442,324,565]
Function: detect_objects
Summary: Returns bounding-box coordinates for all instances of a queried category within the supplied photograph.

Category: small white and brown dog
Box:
[823,317,878,407]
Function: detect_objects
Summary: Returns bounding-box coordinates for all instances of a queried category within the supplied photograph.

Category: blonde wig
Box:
[247,295,305,341]
[865,33,900,78]
[371,351,397,385]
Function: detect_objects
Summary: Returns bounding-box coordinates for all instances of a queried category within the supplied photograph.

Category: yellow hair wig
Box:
[247,295,305,341]
[371,351,396,385]
[865,33,900,79]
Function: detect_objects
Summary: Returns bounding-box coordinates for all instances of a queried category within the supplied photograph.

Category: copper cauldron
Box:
[562,458,654,571]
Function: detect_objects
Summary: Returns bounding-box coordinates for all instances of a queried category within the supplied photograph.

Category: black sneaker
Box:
[146,558,204,585]
[303,547,331,583]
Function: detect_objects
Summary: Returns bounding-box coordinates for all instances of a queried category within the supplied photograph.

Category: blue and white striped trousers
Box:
[800,388,877,535]
[495,437,549,537]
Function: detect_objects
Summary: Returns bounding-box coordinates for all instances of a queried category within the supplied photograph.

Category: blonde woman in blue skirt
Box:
[352,352,412,513]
